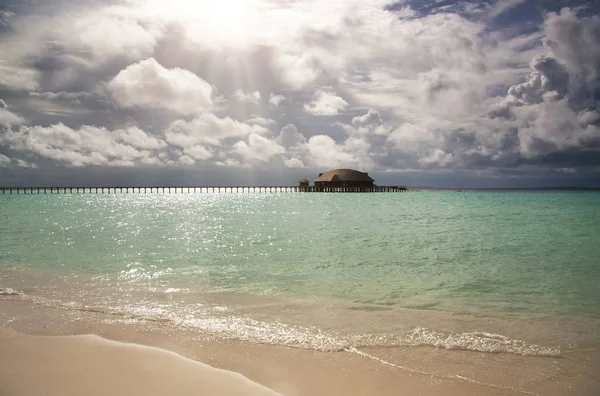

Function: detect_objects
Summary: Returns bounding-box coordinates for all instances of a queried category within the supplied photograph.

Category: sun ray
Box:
[137,0,263,47]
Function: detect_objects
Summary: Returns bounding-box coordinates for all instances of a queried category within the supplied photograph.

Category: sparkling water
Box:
[1,191,599,355]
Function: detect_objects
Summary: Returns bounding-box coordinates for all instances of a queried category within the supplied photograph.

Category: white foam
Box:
[0,288,20,296]
[351,327,560,356]
[164,288,188,293]
[6,291,561,357]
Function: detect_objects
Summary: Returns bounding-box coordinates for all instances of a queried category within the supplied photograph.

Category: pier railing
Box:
[0,186,408,194]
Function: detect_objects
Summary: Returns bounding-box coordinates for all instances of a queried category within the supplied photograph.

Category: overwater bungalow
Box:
[314,169,375,189]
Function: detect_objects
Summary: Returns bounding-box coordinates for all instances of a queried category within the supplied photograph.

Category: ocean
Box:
[1,190,600,391]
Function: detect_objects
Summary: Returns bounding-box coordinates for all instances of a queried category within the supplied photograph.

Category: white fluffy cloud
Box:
[165,113,268,147]
[304,89,349,116]
[268,93,286,108]
[234,90,261,104]
[106,58,214,115]
[305,135,370,170]
[233,133,285,163]
[284,157,304,168]
[183,145,213,161]
[2,123,164,167]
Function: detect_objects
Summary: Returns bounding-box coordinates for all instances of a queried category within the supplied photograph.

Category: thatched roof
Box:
[299,179,310,183]
[314,169,374,182]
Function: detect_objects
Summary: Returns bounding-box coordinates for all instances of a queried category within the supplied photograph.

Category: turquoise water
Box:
[1,191,600,354]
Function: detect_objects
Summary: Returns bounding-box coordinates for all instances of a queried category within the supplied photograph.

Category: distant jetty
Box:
[0,185,408,194]
[1,169,408,194]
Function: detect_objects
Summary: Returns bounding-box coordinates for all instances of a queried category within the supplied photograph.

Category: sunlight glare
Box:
[140,0,262,45]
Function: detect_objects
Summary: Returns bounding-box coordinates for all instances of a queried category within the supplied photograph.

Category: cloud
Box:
[304,88,349,116]
[165,113,268,147]
[268,93,286,107]
[352,109,383,128]
[284,157,304,168]
[183,145,213,161]
[0,1,599,186]
[493,8,600,165]
[273,53,320,90]
[0,100,24,126]
[15,159,38,168]
[0,64,39,91]
[0,153,10,167]
[346,109,391,137]
[488,0,526,19]
[278,124,306,148]
[2,123,164,167]
[234,90,261,104]
[0,4,163,94]
[178,154,195,166]
[419,149,454,167]
[245,116,276,127]
[106,58,214,115]
[542,8,600,106]
[114,126,166,150]
[507,55,569,104]
[305,135,372,170]
[233,133,285,163]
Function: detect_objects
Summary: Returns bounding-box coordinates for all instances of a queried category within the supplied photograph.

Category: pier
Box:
[0,186,408,194]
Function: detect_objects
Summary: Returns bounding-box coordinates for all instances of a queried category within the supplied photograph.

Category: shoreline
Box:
[2,299,599,395]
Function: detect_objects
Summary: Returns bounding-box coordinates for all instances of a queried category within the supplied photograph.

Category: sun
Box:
[138,0,262,46]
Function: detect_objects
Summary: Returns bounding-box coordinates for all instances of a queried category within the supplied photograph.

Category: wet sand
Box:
[3,299,598,396]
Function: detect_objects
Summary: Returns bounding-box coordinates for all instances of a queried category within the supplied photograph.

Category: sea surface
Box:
[1,190,600,382]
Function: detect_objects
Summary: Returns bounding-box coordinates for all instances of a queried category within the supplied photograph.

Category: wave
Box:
[352,327,560,356]
[0,289,560,357]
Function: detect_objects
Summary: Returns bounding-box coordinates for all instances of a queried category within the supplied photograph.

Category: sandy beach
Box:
[0,327,280,396]
[1,299,598,396]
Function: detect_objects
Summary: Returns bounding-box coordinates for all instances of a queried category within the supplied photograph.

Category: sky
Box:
[0,0,599,188]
